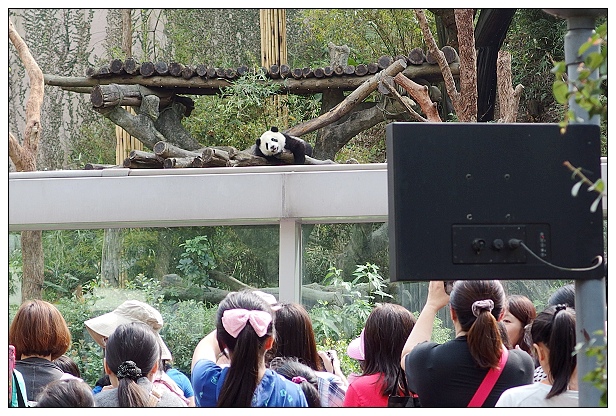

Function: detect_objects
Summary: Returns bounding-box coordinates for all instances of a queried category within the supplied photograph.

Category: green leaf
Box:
[553,81,569,104]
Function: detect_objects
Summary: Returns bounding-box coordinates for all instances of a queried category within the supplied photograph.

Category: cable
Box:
[508,239,604,272]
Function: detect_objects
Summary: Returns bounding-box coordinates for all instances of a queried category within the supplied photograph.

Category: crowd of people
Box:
[9,280,586,407]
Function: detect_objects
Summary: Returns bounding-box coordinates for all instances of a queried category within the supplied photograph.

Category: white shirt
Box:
[496,382,578,407]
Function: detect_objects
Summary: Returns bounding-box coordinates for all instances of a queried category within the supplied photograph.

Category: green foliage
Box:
[351,263,393,301]
[317,337,361,379]
[41,230,104,301]
[177,235,217,288]
[412,311,452,344]
[551,22,607,129]
[291,9,424,67]
[574,330,607,407]
[9,249,22,296]
[159,300,217,375]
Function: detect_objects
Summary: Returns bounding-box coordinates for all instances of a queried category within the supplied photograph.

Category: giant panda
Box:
[255,126,313,165]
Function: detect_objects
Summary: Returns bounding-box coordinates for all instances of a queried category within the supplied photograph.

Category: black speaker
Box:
[387,122,604,281]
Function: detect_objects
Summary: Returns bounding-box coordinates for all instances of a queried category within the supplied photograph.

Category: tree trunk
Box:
[9,20,45,300]
[20,230,44,301]
[101,229,123,287]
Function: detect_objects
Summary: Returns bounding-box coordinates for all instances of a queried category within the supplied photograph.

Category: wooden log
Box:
[280,64,291,78]
[90,84,181,109]
[109,59,125,74]
[124,57,140,75]
[224,68,237,79]
[207,66,217,78]
[47,62,460,95]
[408,47,426,65]
[84,163,120,170]
[85,67,97,77]
[91,84,141,108]
[426,50,439,64]
[354,64,368,77]
[182,65,195,80]
[394,72,442,122]
[292,68,303,79]
[168,62,184,77]
[343,65,355,75]
[323,66,334,77]
[378,55,393,70]
[236,65,249,77]
[367,62,379,74]
[286,58,408,137]
[123,157,164,169]
[140,61,155,77]
[380,75,426,122]
[129,149,165,164]
[201,147,230,167]
[442,45,459,64]
[394,55,408,65]
[97,66,111,76]
[163,157,199,168]
[313,67,325,78]
[153,140,201,158]
[269,64,280,79]
[215,68,225,78]
[302,67,313,78]
[195,64,208,77]
[155,61,169,76]
[333,65,344,76]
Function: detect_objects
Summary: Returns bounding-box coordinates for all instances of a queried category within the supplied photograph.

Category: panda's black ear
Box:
[256,138,261,146]
[270,126,279,132]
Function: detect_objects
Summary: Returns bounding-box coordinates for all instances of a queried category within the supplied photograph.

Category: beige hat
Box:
[84,300,172,360]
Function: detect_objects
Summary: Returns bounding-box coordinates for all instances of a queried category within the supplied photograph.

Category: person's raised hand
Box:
[426,280,451,311]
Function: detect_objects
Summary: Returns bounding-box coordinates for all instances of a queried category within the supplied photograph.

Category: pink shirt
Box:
[342,373,388,407]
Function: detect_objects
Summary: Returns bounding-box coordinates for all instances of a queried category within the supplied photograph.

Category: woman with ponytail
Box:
[95,322,187,407]
[401,280,534,407]
[496,305,578,406]
[191,290,308,407]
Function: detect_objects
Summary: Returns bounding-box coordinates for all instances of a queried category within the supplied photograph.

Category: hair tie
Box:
[116,360,142,381]
[292,376,307,384]
[471,299,494,317]
[222,308,272,338]
[552,304,567,322]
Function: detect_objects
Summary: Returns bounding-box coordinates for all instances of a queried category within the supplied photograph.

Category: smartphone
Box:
[444,281,455,295]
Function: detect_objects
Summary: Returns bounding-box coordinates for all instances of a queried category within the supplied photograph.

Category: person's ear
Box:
[533,343,547,361]
[450,305,457,322]
[149,360,159,376]
[497,309,505,321]
[264,335,274,351]
[103,358,111,376]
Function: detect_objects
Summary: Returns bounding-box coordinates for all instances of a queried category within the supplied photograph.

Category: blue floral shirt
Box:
[192,359,308,407]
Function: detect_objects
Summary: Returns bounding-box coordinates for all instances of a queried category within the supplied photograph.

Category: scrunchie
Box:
[552,304,567,322]
[471,299,494,317]
[222,308,272,338]
[292,376,307,384]
[116,360,142,381]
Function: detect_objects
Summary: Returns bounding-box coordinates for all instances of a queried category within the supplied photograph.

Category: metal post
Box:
[543,8,606,407]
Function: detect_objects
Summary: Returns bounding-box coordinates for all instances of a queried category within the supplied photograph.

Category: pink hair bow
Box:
[222,308,272,338]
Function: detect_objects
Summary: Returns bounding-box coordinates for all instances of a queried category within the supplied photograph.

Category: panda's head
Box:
[257,126,286,156]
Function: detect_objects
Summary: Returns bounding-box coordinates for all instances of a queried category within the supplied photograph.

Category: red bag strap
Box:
[467,346,509,407]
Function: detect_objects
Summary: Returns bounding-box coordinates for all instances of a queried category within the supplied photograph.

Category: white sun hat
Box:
[84,300,172,360]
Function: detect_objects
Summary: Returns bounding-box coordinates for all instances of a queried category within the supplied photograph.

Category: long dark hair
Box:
[362,303,416,396]
[105,322,161,407]
[506,294,537,354]
[269,357,321,407]
[216,290,274,407]
[266,302,324,371]
[449,280,505,369]
[531,305,576,399]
